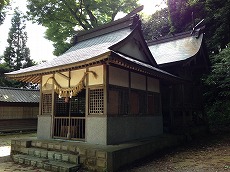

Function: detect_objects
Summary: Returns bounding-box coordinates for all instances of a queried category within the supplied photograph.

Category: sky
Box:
[0,0,166,63]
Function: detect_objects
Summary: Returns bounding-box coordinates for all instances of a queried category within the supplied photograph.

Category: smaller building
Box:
[0,87,39,132]
[148,29,210,132]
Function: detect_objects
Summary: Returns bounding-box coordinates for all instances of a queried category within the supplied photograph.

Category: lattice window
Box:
[55,96,68,116]
[42,93,52,115]
[89,88,104,115]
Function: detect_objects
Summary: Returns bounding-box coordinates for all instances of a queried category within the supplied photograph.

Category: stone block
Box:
[42,143,48,149]
[87,150,96,157]
[60,167,68,172]
[11,145,15,151]
[96,151,107,159]
[54,153,62,160]
[16,140,21,146]
[31,142,36,147]
[34,150,41,157]
[21,141,31,148]
[37,161,44,168]
[51,165,60,172]
[14,146,21,152]
[48,151,55,160]
[20,148,29,154]
[41,150,48,158]
[62,154,69,162]
[48,143,54,149]
[13,155,19,163]
[78,148,86,156]
[24,159,31,165]
[69,154,79,164]
[28,149,34,155]
[80,156,86,164]
[69,146,76,153]
[96,159,107,168]
[36,141,42,147]
[54,144,61,150]
[18,157,24,164]
[61,145,68,151]
[31,160,37,166]
[86,157,96,166]
[44,163,51,170]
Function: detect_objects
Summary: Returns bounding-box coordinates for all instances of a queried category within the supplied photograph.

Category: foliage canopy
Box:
[26,0,139,55]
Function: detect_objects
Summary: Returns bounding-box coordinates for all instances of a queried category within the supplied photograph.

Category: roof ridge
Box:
[147,31,191,46]
[73,7,143,44]
[0,86,39,91]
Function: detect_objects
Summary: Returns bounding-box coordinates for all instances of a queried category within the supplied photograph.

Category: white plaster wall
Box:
[54,71,69,88]
[107,116,163,144]
[70,69,86,87]
[109,66,129,87]
[131,72,146,90]
[86,116,107,145]
[42,74,53,91]
[88,65,104,86]
[147,77,160,93]
[37,115,52,139]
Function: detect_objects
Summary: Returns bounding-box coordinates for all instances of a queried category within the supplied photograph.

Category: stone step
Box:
[18,147,79,164]
[30,140,79,154]
[13,154,80,172]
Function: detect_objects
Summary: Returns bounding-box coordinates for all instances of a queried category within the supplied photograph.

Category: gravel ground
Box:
[121,132,230,172]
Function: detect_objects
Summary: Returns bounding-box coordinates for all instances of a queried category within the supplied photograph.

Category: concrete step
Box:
[13,154,80,172]
[30,140,79,154]
[18,147,79,164]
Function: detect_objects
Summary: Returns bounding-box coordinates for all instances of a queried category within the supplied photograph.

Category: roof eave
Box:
[5,52,111,83]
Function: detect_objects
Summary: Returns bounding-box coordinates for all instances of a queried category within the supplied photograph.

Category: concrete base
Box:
[11,134,186,172]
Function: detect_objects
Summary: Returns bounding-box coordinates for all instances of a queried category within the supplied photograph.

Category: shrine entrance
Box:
[53,89,85,140]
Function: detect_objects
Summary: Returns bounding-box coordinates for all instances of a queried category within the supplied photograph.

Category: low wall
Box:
[107,116,163,145]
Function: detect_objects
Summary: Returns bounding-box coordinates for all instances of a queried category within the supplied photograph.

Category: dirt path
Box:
[121,132,230,172]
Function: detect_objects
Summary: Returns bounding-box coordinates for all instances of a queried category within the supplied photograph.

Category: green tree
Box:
[167,0,205,33]
[26,0,139,56]
[203,43,230,128]
[3,7,34,71]
[142,8,170,41]
[0,0,10,25]
[205,0,230,53]
[1,7,35,88]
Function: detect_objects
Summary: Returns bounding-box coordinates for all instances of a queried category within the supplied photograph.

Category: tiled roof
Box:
[111,51,183,82]
[0,87,39,103]
[6,28,132,76]
[148,33,203,65]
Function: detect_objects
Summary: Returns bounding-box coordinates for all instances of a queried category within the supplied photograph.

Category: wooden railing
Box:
[53,117,85,140]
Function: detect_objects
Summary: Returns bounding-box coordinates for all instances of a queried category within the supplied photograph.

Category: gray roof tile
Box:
[7,28,132,75]
[148,34,203,64]
[0,87,39,103]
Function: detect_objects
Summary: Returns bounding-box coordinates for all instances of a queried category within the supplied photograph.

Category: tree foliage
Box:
[26,0,139,55]
[0,8,35,88]
[167,0,205,33]
[142,8,170,41]
[203,43,230,127]
[205,0,230,53]
[0,0,10,24]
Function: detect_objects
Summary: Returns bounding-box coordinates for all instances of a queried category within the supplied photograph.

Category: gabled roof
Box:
[5,11,181,84]
[148,31,204,65]
[0,87,39,103]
